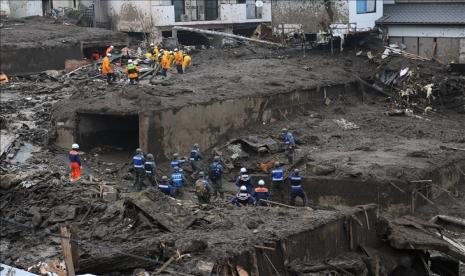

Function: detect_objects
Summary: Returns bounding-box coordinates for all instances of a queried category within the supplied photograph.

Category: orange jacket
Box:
[102,56,113,75]
[125,64,140,79]
[174,51,183,65]
[161,54,171,69]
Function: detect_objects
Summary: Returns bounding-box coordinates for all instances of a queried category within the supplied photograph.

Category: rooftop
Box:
[377,3,465,25]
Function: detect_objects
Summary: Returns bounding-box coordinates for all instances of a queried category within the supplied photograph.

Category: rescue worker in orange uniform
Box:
[169,50,175,67]
[102,53,115,84]
[125,59,140,85]
[174,48,184,74]
[105,45,114,56]
[161,51,171,78]
[69,144,82,181]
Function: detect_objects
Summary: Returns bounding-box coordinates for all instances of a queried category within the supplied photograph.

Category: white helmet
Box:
[169,51,173,54]
[72,143,79,149]
[240,185,247,192]
[150,43,154,46]
[258,180,265,186]
[240,168,247,174]
[110,45,114,48]
[107,53,112,57]
[174,48,179,52]
[128,59,133,64]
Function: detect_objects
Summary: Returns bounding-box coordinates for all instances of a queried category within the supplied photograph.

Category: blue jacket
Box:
[231,192,256,206]
[253,187,270,203]
[235,176,253,194]
[158,181,174,196]
[189,149,202,161]
[170,158,185,168]
[144,161,156,174]
[284,132,295,146]
[171,172,184,188]
[208,162,223,179]
[290,172,303,192]
[133,154,145,169]
[69,150,81,166]
[271,168,284,181]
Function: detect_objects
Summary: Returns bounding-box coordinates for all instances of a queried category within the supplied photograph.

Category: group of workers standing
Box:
[99,43,192,85]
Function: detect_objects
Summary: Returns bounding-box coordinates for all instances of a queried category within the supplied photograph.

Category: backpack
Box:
[208,164,220,180]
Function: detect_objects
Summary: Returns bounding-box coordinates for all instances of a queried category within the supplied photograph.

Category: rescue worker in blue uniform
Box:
[171,153,185,169]
[282,128,296,164]
[231,185,256,206]
[144,153,156,186]
[235,173,253,194]
[158,175,175,197]
[271,161,285,201]
[195,171,211,204]
[289,169,307,206]
[253,179,270,206]
[189,143,202,178]
[133,148,145,190]
[171,166,187,195]
[208,156,224,199]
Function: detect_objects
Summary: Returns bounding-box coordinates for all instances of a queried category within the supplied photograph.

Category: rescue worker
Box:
[169,50,175,67]
[161,50,171,78]
[253,180,270,206]
[133,148,145,190]
[195,172,211,204]
[171,166,187,195]
[271,162,285,201]
[174,48,184,74]
[105,45,114,56]
[125,59,140,85]
[170,153,185,169]
[189,143,202,178]
[235,173,253,194]
[231,185,256,206]
[182,52,192,72]
[159,175,175,197]
[144,153,156,186]
[102,53,115,84]
[289,169,307,206]
[208,156,224,199]
[282,128,296,164]
[69,143,82,181]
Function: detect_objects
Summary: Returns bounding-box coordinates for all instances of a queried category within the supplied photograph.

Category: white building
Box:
[99,0,271,40]
[377,0,465,63]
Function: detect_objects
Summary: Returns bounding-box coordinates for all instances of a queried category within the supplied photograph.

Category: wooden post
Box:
[70,224,79,269]
[60,226,76,276]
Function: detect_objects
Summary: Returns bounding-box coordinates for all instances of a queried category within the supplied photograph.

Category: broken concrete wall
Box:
[303,159,465,215]
[141,83,357,160]
[271,0,349,33]
[0,43,82,74]
[107,0,153,33]
[231,204,378,275]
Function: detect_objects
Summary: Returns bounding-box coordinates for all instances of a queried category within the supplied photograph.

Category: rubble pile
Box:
[374,55,465,114]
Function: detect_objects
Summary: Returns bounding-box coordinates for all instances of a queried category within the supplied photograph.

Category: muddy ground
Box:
[1,32,465,275]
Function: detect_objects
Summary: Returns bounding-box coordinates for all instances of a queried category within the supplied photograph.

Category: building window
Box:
[357,0,376,14]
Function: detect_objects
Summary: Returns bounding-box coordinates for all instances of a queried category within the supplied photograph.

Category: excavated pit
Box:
[76,113,139,151]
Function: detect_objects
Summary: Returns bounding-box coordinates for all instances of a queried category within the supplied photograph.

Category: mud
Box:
[1,27,465,275]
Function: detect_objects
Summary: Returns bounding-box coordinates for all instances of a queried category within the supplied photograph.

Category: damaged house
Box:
[377,0,465,63]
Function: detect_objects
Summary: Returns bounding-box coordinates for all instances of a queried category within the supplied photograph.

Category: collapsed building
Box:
[1,10,465,276]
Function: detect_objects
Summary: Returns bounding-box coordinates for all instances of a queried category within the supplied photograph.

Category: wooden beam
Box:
[172,26,284,48]
[60,226,76,276]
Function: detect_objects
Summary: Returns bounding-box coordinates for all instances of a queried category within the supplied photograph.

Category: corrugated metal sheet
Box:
[377,3,465,25]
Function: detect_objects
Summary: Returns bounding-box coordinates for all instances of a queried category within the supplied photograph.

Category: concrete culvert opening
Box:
[77,113,139,151]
